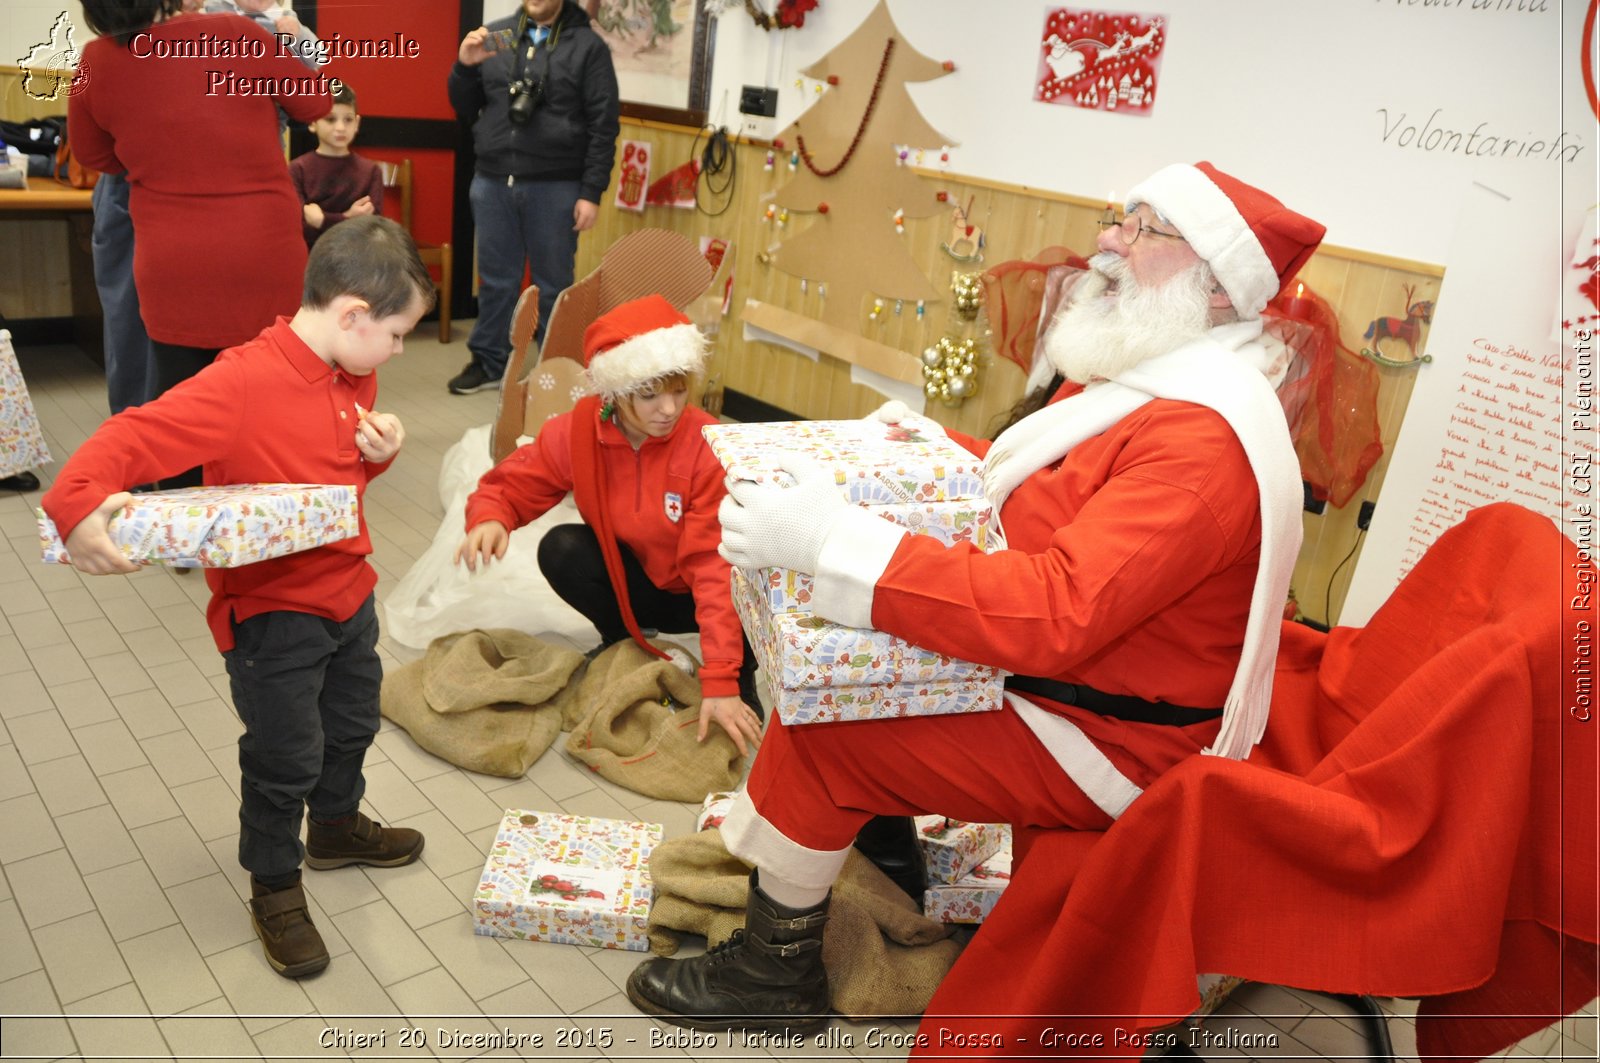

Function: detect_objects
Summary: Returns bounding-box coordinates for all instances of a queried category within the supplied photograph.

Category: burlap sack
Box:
[564,640,744,802]
[380,628,585,777]
[645,829,964,1019]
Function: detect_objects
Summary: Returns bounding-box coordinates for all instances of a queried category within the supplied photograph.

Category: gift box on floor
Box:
[916,816,1009,885]
[473,810,662,951]
[924,842,1012,924]
[38,483,358,568]
[0,330,52,479]
[733,569,1004,726]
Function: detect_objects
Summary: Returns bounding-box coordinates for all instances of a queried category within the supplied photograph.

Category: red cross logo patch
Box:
[663,492,683,523]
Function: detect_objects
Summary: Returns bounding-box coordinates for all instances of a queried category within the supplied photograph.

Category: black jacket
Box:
[447,1,620,204]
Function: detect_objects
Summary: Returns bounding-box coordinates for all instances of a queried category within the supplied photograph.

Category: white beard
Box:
[1042,253,1217,385]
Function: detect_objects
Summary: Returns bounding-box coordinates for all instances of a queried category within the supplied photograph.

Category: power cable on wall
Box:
[694,123,735,217]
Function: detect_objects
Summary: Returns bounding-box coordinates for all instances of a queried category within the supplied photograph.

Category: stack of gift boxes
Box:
[473,810,662,952]
[703,419,1006,726]
[918,815,1013,924]
[38,483,359,568]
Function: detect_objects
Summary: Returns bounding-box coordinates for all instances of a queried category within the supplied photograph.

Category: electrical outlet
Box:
[739,85,778,117]
[1358,500,1376,530]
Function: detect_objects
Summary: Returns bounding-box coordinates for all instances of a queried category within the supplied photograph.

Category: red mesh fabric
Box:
[1265,283,1384,508]
[979,247,1089,374]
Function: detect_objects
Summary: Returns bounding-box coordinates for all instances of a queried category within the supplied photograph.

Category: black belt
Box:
[1004,674,1223,727]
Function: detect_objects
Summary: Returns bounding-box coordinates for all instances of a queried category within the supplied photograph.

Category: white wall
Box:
[707,0,1593,265]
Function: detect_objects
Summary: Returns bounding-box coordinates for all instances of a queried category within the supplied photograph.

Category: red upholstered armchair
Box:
[909,503,1593,1062]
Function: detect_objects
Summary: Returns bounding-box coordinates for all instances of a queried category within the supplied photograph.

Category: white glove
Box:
[869,399,947,438]
[718,454,846,573]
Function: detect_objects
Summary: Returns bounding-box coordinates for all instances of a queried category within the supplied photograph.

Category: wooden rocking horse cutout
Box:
[1361,283,1435,368]
[490,229,736,463]
[941,196,986,263]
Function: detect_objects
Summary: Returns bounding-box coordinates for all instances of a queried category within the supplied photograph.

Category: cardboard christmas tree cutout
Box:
[757,1,953,353]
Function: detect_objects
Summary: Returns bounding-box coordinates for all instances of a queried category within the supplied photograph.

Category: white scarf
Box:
[982,320,1302,760]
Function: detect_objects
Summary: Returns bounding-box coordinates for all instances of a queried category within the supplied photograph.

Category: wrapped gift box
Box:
[473,811,662,952]
[733,569,1004,726]
[734,569,998,689]
[916,816,1009,885]
[744,493,992,613]
[703,418,986,500]
[924,844,1012,924]
[704,419,997,611]
[0,330,52,479]
[39,483,358,568]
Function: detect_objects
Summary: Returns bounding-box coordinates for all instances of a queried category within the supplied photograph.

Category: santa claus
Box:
[626,161,1326,1038]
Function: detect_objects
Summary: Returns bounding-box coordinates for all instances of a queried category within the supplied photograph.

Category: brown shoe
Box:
[304,811,424,870]
[249,874,329,978]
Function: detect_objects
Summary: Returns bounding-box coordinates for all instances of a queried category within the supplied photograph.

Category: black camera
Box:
[508,77,544,124]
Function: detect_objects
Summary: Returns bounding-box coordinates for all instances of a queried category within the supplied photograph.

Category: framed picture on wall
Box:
[586,0,713,127]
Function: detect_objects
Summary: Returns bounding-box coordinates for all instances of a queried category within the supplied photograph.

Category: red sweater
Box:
[465,405,745,697]
[42,319,391,652]
[289,151,384,248]
[68,13,330,348]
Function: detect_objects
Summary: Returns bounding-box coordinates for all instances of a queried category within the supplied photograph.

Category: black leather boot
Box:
[852,815,927,905]
[626,871,829,1031]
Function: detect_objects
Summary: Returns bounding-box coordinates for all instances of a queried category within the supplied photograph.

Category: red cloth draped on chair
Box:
[912,502,1597,1061]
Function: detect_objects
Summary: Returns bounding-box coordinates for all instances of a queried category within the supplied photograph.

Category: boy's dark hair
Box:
[82,0,183,40]
[304,216,436,319]
[330,81,357,110]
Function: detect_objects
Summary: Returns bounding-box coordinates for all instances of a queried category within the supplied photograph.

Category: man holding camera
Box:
[447,0,620,395]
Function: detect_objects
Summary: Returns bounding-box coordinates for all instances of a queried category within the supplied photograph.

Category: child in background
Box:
[290,81,383,248]
[42,216,436,980]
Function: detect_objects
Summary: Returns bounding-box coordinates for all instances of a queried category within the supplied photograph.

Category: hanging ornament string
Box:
[794,38,894,179]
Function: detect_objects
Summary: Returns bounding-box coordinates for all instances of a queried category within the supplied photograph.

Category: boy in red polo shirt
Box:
[42,215,436,980]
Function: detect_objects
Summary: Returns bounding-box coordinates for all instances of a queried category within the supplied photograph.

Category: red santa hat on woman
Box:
[582,294,708,399]
[1126,161,1326,319]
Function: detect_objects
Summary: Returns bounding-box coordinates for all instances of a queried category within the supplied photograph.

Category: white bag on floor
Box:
[382,424,593,650]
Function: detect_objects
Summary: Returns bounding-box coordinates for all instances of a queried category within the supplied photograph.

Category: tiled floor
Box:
[0,330,1595,1062]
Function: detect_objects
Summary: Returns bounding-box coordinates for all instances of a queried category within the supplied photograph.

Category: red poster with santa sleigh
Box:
[1034,8,1166,116]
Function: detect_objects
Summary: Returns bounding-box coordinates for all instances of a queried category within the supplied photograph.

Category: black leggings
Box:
[537,523,759,700]
[149,340,222,490]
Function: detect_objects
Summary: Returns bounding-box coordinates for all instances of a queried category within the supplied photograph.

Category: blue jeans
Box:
[223,597,382,879]
[466,172,581,379]
[91,172,153,415]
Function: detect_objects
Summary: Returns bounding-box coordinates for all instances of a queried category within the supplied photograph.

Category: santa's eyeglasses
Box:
[1098,208,1186,245]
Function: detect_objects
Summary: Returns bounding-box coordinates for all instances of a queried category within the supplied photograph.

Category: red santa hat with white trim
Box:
[582,294,708,399]
[1126,161,1326,320]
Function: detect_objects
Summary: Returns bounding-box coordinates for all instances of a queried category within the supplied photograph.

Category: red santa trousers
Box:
[729,696,1218,881]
